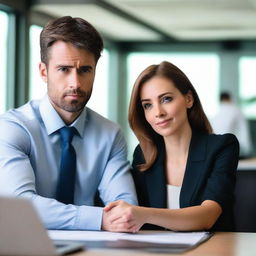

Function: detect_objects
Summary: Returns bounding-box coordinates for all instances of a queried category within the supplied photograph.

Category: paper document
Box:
[49,230,211,245]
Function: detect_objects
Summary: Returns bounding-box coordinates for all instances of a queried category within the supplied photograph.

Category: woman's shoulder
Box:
[199,133,240,159]
[194,130,238,144]
[132,144,145,165]
[191,131,239,157]
[207,133,239,146]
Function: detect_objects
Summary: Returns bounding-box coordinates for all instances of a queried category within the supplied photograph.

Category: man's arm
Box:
[0,119,103,230]
[97,129,138,230]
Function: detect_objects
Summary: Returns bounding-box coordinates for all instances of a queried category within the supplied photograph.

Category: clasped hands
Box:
[102,200,145,233]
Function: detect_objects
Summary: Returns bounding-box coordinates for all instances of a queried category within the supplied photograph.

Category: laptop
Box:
[0,196,84,256]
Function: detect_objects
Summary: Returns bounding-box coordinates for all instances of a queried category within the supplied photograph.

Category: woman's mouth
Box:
[156,118,172,127]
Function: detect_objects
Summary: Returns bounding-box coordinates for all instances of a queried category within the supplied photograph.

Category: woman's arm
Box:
[104,199,222,232]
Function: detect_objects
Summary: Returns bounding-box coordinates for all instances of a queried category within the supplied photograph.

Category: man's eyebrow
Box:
[79,65,93,69]
[55,65,93,70]
[55,64,73,68]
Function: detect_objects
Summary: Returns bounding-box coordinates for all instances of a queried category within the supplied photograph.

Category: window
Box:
[239,57,256,119]
[87,49,109,118]
[29,24,109,118]
[0,10,8,114]
[29,25,45,100]
[126,52,220,158]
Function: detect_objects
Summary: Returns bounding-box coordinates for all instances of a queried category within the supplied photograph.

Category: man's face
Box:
[39,41,96,123]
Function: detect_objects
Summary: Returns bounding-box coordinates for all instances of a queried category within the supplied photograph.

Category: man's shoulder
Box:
[86,107,121,131]
[0,100,40,128]
[0,100,42,145]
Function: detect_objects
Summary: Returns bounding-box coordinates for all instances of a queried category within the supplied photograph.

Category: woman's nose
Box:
[155,104,165,118]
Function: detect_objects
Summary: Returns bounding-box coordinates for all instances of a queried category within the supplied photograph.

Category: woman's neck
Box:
[164,125,192,186]
[164,125,192,157]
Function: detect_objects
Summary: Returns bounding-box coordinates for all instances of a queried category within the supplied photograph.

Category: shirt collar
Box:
[39,95,88,137]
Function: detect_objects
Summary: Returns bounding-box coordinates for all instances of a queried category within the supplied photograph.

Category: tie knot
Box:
[59,126,76,143]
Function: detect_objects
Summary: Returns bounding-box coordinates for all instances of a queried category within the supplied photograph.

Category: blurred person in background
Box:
[211,91,252,159]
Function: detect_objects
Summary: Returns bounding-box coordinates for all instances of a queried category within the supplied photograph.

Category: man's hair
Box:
[220,91,231,101]
[40,16,104,65]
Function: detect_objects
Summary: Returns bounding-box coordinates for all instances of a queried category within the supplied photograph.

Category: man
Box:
[0,16,137,231]
[211,91,252,158]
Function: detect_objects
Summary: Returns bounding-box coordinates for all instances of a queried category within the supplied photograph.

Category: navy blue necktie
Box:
[56,127,77,204]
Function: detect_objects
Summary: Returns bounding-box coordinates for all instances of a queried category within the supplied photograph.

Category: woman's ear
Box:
[186,90,194,109]
[39,62,48,83]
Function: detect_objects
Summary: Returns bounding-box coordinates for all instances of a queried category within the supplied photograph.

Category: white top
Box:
[167,184,181,209]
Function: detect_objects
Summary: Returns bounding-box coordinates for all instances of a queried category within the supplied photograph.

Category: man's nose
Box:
[69,71,81,88]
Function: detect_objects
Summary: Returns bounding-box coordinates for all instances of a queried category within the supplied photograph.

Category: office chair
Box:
[233,170,256,232]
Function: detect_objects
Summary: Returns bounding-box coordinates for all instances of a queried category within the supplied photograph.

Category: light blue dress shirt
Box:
[0,96,137,230]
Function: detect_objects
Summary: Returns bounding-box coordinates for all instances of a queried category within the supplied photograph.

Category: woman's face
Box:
[140,76,193,138]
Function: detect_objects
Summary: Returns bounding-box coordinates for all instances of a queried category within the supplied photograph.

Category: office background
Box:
[1,0,256,160]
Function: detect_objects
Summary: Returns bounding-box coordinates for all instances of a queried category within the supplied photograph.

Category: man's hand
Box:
[101,200,145,233]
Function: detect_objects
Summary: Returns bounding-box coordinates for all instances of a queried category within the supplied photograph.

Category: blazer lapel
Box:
[180,131,207,207]
[145,143,167,208]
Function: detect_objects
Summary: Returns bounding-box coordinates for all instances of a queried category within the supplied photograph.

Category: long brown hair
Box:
[128,61,212,171]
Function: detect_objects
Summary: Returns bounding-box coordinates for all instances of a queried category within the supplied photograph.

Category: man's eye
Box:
[58,67,69,72]
[79,66,91,74]
[142,103,152,110]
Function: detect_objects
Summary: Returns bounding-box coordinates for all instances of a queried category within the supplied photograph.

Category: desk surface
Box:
[238,158,256,170]
[71,232,256,256]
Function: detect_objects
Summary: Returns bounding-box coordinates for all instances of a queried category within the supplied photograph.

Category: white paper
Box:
[120,231,208,245]
[49,230,121,241]
[48,230,209,245]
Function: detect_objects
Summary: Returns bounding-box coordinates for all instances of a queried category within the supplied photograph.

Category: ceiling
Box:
[31,0,256,42]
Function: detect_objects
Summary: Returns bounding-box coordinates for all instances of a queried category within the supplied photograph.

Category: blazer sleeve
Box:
[131,145,149,206]
[201,133,239,208]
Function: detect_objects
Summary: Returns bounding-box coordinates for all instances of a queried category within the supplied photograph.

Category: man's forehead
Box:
[48,53,96,68]
[47,41,96,64]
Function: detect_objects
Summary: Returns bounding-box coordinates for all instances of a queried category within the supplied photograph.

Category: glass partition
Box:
[0,10,9,114]
[239,57,256,119]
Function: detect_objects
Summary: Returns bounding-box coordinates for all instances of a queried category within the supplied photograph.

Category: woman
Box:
[104,61,239,233]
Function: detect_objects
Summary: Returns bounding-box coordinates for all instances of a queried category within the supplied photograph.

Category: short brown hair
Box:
[40,16,103,65]
[128,61,212,171]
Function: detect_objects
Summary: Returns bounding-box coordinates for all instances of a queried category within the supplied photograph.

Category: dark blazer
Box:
[131,131,239,231]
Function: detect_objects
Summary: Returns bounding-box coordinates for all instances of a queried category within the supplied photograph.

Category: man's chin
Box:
[62,102,86,113]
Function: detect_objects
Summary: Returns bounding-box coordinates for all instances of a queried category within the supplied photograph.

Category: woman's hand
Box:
[102,200,145,233]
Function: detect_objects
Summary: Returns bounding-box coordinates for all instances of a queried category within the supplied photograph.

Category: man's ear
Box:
[39,62,48,83]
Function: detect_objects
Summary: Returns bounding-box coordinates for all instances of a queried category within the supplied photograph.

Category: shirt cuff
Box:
[74,205,103,230]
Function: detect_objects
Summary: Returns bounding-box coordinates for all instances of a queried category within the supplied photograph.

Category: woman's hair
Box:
[128,61,212,171]
[40,16,103,65]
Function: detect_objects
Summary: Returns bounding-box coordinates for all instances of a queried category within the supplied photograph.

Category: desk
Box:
[238,158,256,170]
[71,232,256,256]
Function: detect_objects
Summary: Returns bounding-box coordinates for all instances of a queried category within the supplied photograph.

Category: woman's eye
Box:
[161,96,172,103]
[143,103,152,110]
